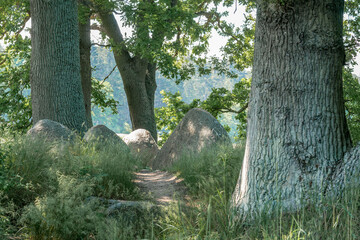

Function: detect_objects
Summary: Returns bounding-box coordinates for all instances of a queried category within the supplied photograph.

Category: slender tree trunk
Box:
[79,9,93,128]
[232,0,359,218]
[97,11,158,141]
[30,0,87,133]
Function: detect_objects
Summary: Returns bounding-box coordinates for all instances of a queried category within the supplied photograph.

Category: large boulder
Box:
[27,119,74,142]
[117,133,128,140]
[84,125,128,149]
[123,129,159,164]
[151,108,231,169]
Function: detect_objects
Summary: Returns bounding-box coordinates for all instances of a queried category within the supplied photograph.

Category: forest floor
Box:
[134,169,187,205]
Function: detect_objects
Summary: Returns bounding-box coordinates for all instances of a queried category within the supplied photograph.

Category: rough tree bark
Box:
[79,8,93,128]
[30,0,87,133]
[97,11,158,142]
[232,0,360,218]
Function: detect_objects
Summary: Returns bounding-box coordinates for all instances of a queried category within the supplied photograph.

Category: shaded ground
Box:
[134,169,187,205]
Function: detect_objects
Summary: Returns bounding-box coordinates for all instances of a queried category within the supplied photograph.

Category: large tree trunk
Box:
[124,62,157,142]
[30,0,87,133]
[97,12,158,142]
[232,0,359,218]
[79,8,93,128]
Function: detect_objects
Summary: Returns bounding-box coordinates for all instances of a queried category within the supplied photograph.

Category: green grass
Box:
[0,131,143,239]
[1,132,360,239]
[159,144,360,240]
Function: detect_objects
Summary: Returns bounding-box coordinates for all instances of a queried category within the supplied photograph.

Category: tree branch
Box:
[91,43,110,47]
[101,65,117,83]
[215,15,241,42]
[212,102,249,114]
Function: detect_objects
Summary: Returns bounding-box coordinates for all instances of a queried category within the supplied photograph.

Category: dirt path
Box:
[134,169,186,205]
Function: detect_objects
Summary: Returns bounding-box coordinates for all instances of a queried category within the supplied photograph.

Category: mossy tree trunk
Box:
[30,0,87,133]
[232,0,360,218]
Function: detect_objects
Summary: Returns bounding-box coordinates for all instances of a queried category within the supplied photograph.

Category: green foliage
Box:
[91,78,119,115]
[214,5,255,74]
[344,0,360,65]
[155,78,250,145]
[344,69,360,143]
[343,1,360,145]
[92,0,253,82]
[0,0,31,133]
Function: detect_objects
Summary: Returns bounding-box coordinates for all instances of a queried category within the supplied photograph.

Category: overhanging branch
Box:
[212,102,249,114]
[91,43,110,47]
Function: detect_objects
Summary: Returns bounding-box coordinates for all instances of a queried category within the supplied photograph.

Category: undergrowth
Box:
[160,144,360,240]
[1,132,360,239]
[0,131,143,239]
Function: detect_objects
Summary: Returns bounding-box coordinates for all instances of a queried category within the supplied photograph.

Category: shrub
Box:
[0,131,141,238]
[20,174,104,239]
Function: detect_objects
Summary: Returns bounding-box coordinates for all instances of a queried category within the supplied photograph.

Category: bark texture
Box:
[30,0,87,133]
[79,11,93,128]
[97,12,158,142]
[232,0,359,218]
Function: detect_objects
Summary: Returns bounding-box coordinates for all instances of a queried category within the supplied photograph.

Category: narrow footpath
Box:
[134,169,186,205]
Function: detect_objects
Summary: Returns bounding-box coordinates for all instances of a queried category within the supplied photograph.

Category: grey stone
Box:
[84,125,128,149]
[117,133,128,140]
[87,197,161,225]
[27,119,74,142]
[151,108,231,169]
[106,200,159,217]
[123,129,159,165]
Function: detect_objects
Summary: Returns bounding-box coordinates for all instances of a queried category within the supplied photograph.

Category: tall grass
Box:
[1,131,360,239]
[158,144,360,240]
[158,144,245,239]
[0,131,143,239]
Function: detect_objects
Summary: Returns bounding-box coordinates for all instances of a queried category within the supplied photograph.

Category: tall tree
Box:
[232,0,360,218]
[30,0,87,133]
[91,0,225,141]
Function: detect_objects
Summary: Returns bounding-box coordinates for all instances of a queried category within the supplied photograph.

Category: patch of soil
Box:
[134,169,186,205]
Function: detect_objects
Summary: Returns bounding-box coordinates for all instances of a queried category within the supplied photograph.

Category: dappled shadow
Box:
[134,169,186,205]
